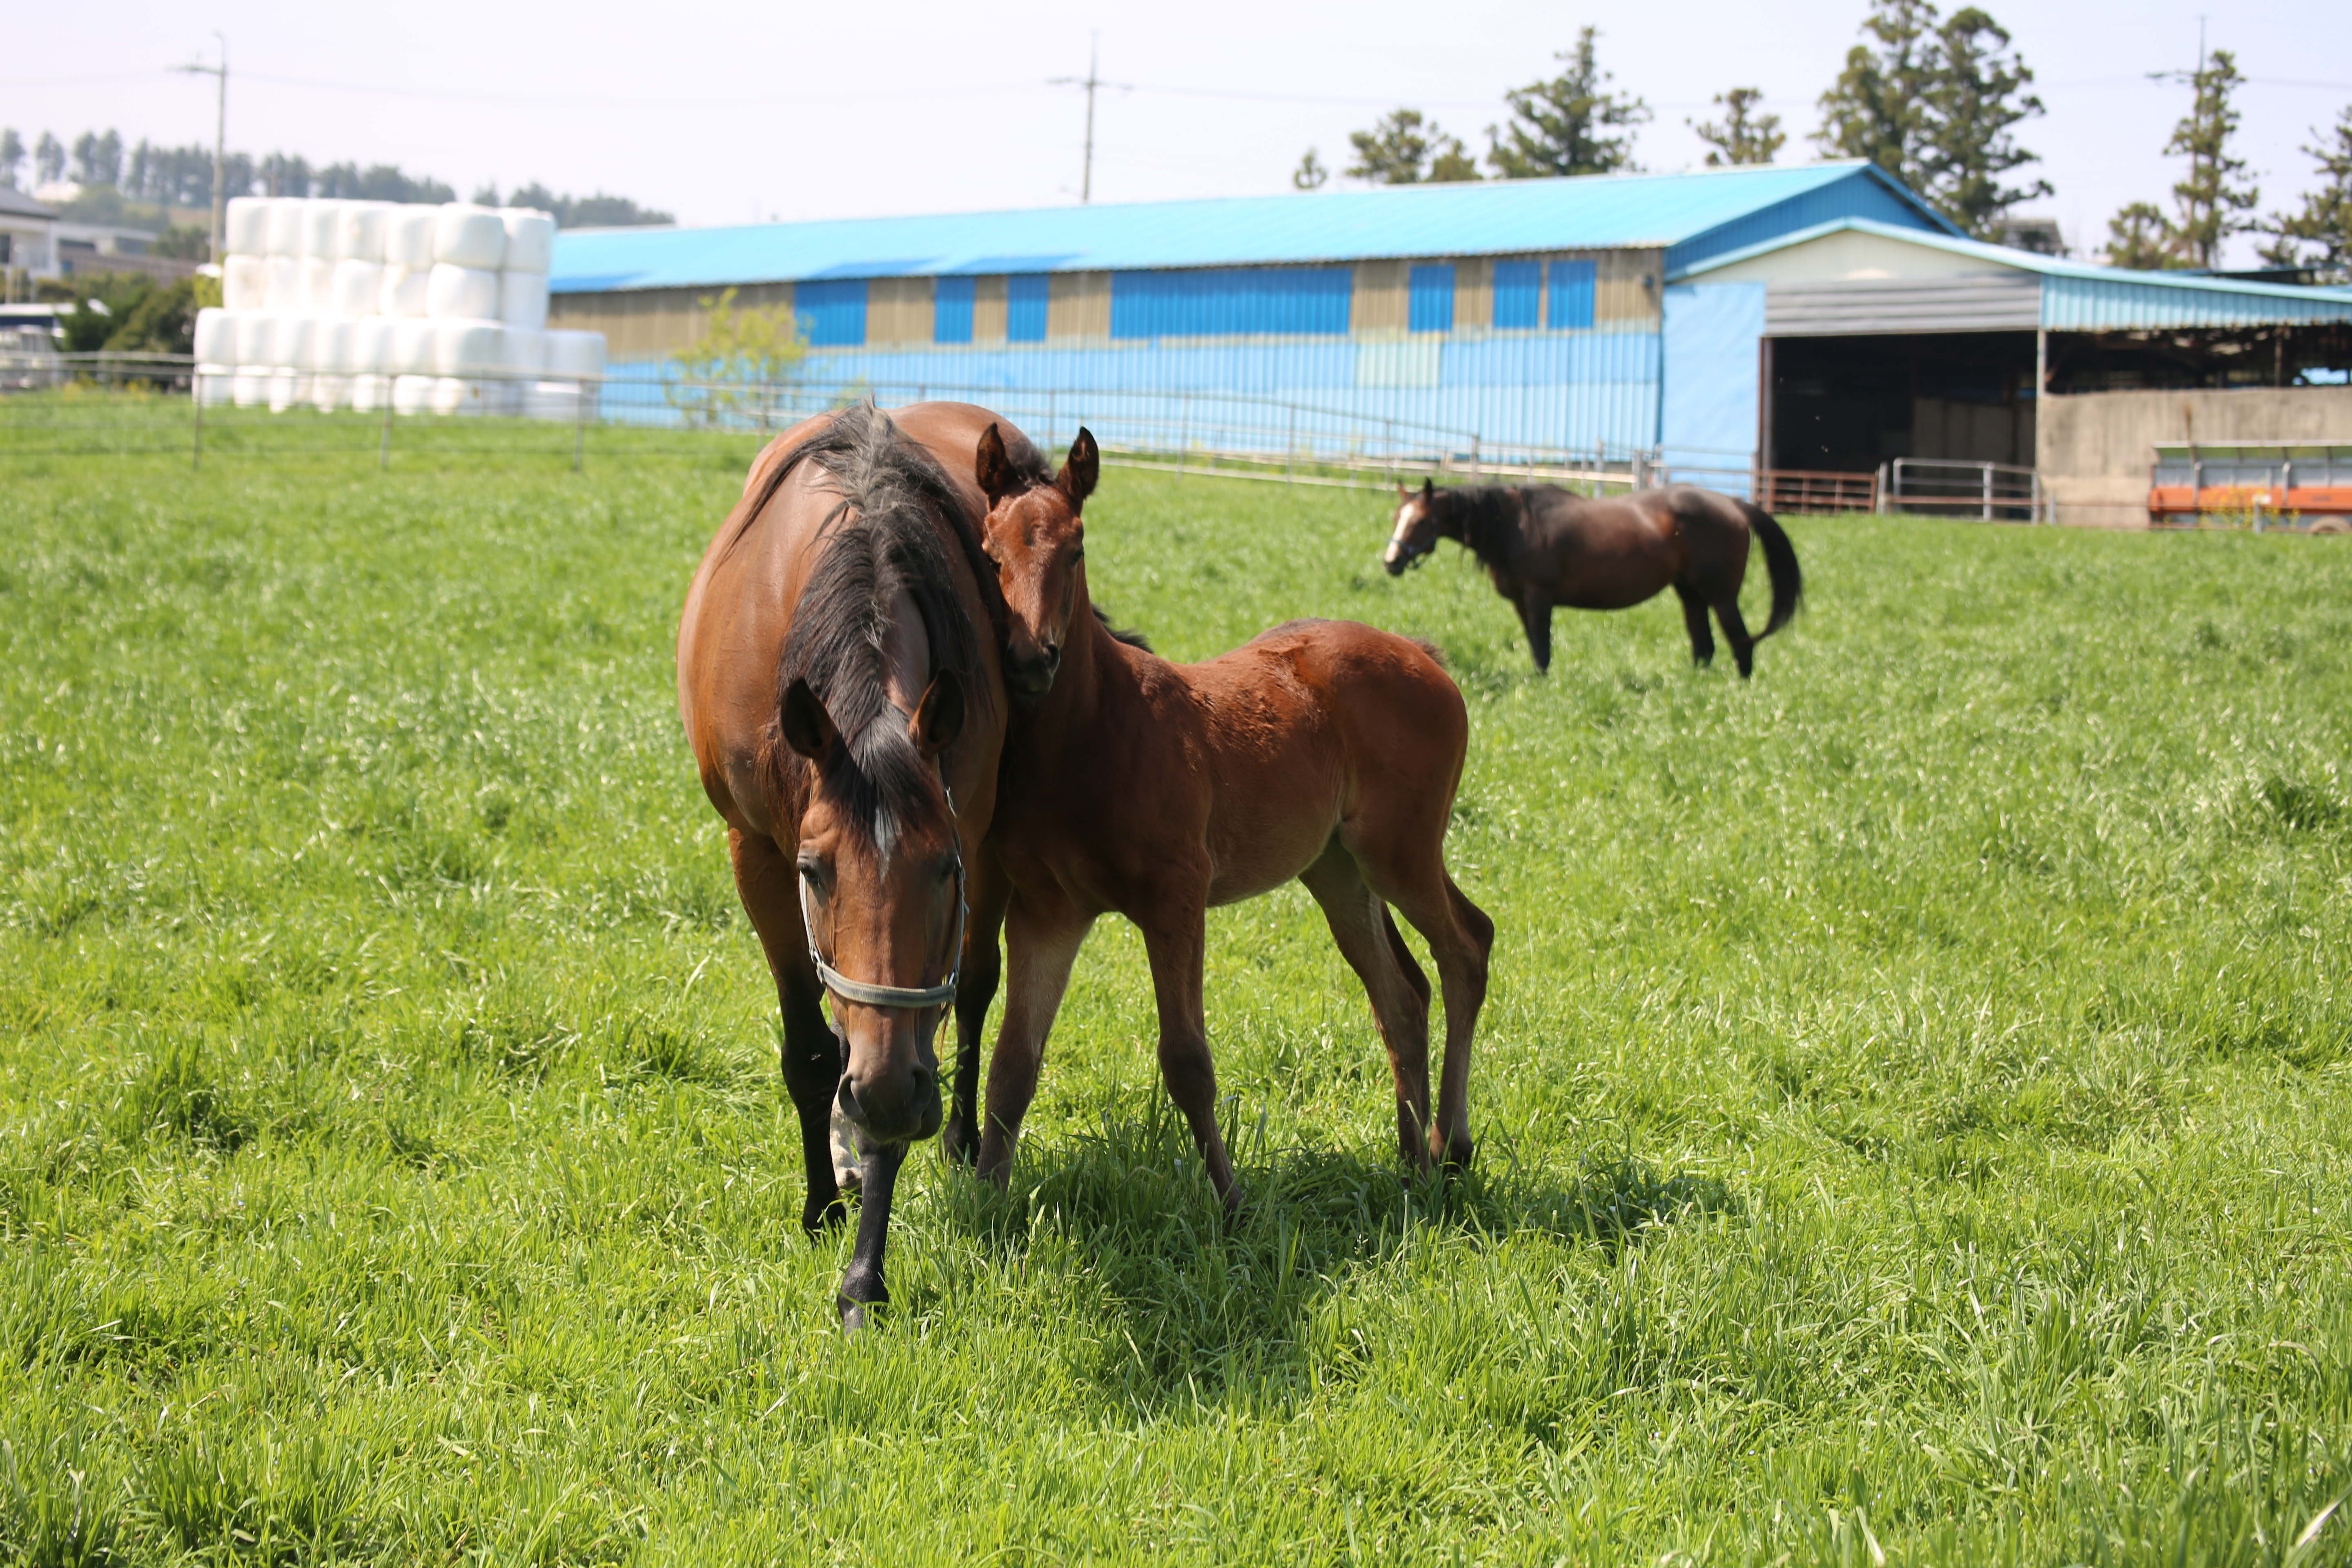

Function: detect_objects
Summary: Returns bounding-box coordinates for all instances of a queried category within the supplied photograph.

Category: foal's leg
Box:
[729,827,847,1233]
[974,896,1092,1185]
[1713,598,1757,679]
[1674,585,1716,667]
[1301,839,1436,1170]
[1355,846,1493,1171]
[1515,589,1555,673]
[1140,901,1240,1206]
[944,847,1012,1168]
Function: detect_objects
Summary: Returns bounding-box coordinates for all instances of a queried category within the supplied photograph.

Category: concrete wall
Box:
[2038,385,2352,525]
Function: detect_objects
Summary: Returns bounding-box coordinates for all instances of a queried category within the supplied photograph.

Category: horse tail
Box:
[1742,502,1804,640]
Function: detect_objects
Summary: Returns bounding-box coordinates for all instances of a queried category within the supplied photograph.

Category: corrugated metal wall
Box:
[2042,275,2352,331]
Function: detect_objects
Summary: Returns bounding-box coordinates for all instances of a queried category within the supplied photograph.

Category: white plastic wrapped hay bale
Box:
[225,196,269,256]
[497,209,555,274]
[332,259,384,317]
[268,368,303,412]
[390,317,440,376]
[301,200,344,258]
[392,374,437,416]
[301,256,338,312]
[430,376,493,416]
[223,255,269,311]
[521,381,580,421]
[350,317,394,411]
[434,205,506,270]
[312,318,359,411]
[340,201,392,262]
[427,264,499,321]
[379,266,430,318]
[544,329,606,379]
[192,307,235,367]
[233,369,270,407]
[496,270,549,330]
[265,255,303,310]
[265,198,303,256]
[487,325,545,413]
[385,205,437,268]
[234,310,276,368]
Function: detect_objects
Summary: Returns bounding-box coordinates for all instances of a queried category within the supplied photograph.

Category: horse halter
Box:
[797,788,967,1014]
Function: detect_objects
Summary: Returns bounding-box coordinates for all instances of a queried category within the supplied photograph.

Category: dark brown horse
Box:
[958,424,1495,1200]
[1382,481,1803,677]
[676,400,1049,1327]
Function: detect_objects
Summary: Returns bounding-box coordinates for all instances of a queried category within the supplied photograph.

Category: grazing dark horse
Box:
[676,400,1050,1328]
[1382,480,1803,677]
[959,424,1495,1198]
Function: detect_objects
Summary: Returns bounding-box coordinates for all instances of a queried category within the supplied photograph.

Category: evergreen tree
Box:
[1813,0,1940,193]
[1920,8,2050,236]
[2261,105,2352,272]
[1486,28,1650,179]
[1292,148,1330,191]
[2,129,25,188]
[1691,89,1786,167]
[2164,48,2258,268]
[1346,109,1478,185]
[2103,201,2174,269]
[70,129,124,188]
[35,132,66,185]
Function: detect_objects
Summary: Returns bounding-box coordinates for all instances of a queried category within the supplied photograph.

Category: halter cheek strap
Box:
[800,862,966,1011]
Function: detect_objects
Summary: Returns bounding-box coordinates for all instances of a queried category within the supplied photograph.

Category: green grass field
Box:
[3,434,2350,1566]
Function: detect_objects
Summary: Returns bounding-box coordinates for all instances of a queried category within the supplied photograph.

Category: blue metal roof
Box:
[1677,217,2352,330]
[550,163,1957,295]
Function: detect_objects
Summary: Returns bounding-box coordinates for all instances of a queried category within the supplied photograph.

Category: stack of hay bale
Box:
[194,196,607,419]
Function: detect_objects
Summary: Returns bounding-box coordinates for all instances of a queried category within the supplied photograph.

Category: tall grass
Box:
[2,441,2348,1564]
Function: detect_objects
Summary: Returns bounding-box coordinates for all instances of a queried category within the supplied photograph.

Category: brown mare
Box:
[956,424,1496,1200]
[1382,480,1803,677]
[677,400,1051,1327]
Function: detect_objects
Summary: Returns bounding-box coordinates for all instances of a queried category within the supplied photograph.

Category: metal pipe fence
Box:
[1876,457,2045,522]
[7,352,1771,501]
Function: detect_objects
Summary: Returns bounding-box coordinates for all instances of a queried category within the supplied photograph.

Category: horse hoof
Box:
[803,1193,849,1235]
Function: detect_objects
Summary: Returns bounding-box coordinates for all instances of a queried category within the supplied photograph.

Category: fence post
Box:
[1981,461,1992,522]
[573,379,587,474]
[379,394,394,470]
[191,368,205,472]
[1286,402,1295,483]
[1178,393,1191,476]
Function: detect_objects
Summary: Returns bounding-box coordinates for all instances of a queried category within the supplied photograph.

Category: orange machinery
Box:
[2149,442,2352,526]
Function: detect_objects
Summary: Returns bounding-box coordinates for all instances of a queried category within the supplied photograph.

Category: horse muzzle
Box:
[837,1065,942,1145]
[1007,644,1060,702]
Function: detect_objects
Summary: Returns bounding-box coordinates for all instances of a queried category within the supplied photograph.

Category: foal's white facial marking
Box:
[1382,494,1428,567]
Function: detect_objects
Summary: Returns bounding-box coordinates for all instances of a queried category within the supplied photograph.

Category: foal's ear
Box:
[1056,427,1099,510]
[781,677,838,761]
[975,423,1022,508]
[1422,477,1435,497]
[911,668,965,758]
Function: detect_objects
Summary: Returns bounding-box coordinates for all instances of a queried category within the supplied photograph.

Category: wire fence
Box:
[4,351,1772,499]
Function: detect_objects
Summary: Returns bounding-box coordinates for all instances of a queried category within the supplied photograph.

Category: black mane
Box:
[1433,485,1527,571]
[766,403,990,842]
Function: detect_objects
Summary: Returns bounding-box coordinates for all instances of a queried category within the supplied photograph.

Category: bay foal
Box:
[959,425,1495,1198]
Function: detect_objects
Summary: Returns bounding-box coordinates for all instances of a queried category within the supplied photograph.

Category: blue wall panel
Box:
[1408,265,1455,333]
[1007,274,1050,342]
[796,279,867,347]
[1492,261,1541,328]
[1668,177,1942,274]
[1110,267,1353,339]
[932,275,974,343]
[1660,281,1765,494]
[1547,261,1597,329]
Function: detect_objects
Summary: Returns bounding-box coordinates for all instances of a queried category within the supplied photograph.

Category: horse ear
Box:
[975,423,1021,507]
[1056,428,1099,510]
[1422,477,1435,497]
[912,668,964,758]
[781,678,838,761]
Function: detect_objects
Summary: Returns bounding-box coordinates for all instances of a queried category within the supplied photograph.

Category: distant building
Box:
[1,188,57,282]
[547,164,2352,516]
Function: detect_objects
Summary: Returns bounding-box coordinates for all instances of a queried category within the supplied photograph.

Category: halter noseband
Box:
[798,787,967,1013]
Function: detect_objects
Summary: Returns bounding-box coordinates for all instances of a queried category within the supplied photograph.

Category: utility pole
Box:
[175,33,227,263]
[1049,35,1129,203]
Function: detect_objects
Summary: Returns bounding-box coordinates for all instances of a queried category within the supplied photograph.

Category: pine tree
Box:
[2103,202,2174,269]
[1346,109,1479,185]
[35,132,66,186]
[1486,28,1650,179]
[1691,89,1786,167]
[2164,48,2258,268]
[2259,105,2350,271]
[1292,149,1330,191]
[1,129,25,189]
[1813,0,1941,193]
[1921,8,2050,236]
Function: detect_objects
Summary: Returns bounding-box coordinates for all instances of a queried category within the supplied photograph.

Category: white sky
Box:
[6,0,2348,267]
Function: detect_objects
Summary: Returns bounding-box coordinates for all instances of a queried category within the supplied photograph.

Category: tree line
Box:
[1296,0,2351,273]
[0,127,674,237]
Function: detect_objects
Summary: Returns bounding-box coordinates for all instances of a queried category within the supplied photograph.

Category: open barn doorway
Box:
[1766,331,2039,475]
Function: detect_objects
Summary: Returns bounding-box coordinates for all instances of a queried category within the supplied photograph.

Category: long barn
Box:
[548,163,2352,515]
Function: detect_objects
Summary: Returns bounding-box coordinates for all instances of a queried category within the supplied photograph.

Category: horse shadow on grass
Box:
[911,1096,1737,1413]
